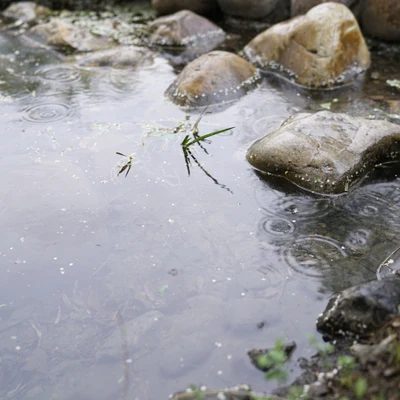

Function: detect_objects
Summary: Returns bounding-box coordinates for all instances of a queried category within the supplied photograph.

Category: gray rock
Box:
[317,279,400,337]
[148,9,225,48]
[246,111,400,195]
[217,0,289,21]
[152,0,219,16]
[2,1,50,23]
[244,2,370,88]
[75,46,153,68]
[291,0,358,17]
[165,50,260,107]
[95,310,163,360]
[28,18,114,52]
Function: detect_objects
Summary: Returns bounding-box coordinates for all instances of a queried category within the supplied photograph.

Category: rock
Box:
[248,341,296,372]
[2,1,50,23]
[75,46,153,68]
[317,279,400,337]
[360,0,400,42]
[148,9,225,48]
[171,385,285,400]
[291,0,357,17]
[95,311,163,360]
[244,2,370,88]
[165,50,260,107]
[28,19,114,52]
[152,0,219,16]
[246,111,400,195]
[217,0,289,22]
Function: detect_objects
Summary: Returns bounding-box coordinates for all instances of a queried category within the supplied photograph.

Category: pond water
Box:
[0,11,400,400]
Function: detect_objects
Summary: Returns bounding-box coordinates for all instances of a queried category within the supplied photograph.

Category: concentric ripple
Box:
[23,103,72,123]
[39,66,81,83]
[259,216,295,237]
[281,235,347,278]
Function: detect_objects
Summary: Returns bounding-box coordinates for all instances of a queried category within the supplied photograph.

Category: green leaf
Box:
[354,377,368,398]
[116,152,127,156]
[182,127,235,148]
[158,284,168,294]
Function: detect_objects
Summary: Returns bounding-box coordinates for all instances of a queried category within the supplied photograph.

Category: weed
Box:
[116,152,134,177]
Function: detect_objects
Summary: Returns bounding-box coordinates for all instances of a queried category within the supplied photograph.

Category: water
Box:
[0,22,399,400]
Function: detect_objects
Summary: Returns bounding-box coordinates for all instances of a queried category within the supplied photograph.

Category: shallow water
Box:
[0,21,400,400]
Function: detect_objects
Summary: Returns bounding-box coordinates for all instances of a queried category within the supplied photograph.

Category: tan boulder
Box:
[165,50,260,107]
[244,2,370,88]
[361,0,400,42]
[151,0,219,16]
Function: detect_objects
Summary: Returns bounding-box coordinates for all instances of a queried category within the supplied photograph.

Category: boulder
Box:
[360,0,400,42]
[246,111,400,195]
[217,0,289,21]
[317,279,400,337]
[75,46,153,68]
[28,19,114,52]
[148,9,225,49]
[291,0,357,17]
[165,50,260,107]
[244,2,370,88]
[151,0,219,16]
[2,1,50,23]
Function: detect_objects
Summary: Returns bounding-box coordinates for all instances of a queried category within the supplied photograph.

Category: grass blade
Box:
[184,127,234,147]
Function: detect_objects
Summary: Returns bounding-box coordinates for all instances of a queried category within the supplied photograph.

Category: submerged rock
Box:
[28,19,114,52]
[244,2,370,88]
[75,46,153,68]
[217,0,289,22]
[291,0,358,17]
[165,50,260,107]
[361,0,400,42]
[151,0,219,16]
[246,111,400,195]
[148,10,225,62]
[2,1,50,23]
[317,279,400,337]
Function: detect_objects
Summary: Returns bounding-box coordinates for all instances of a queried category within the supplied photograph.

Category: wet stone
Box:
[28,18,114,52]
[165,50,260,107]
[291,0,358,17]
[246,111,400,195]
[75,45,154,68]
[317,279,400,338]
[148,10,225,61]
[2,1,50,23]
[151,0,219,16]
[244,2,370,88]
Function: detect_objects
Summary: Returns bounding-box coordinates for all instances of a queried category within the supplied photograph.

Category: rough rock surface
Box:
[246,111,400,195]
[2,1,50,22]
[360,0,400,42]
[151,0,219,16]
[165,50,260,107]
[244,2,370,88]
[148,9,224,48]
[217,0,289,21]
[291,0,358,17]
[75,46,153,68]
[317,279,400,337]
[28,19,114,52]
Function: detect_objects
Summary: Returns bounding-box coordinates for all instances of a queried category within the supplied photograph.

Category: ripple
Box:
[281,235,347,278]
[23,103,72,123]
[255,187,332,220]
[251,114,289,136]
[344,229,370,250]
[38,66,81,83]
[260,217,295,237]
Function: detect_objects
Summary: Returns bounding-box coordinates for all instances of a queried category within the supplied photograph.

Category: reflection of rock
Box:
[2,1,50,23]
[217,0,289,22]
[28,19,114,52]
[291,0,357,17]
[75,46,154,68]
[171,385,285,400]
[360,0,400,42]
[244,3,370,88]
[148,9,225,48]
[317,279,400,337]
[151,0,219,16]
[165,50,260,107]
[246,111,400,195]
